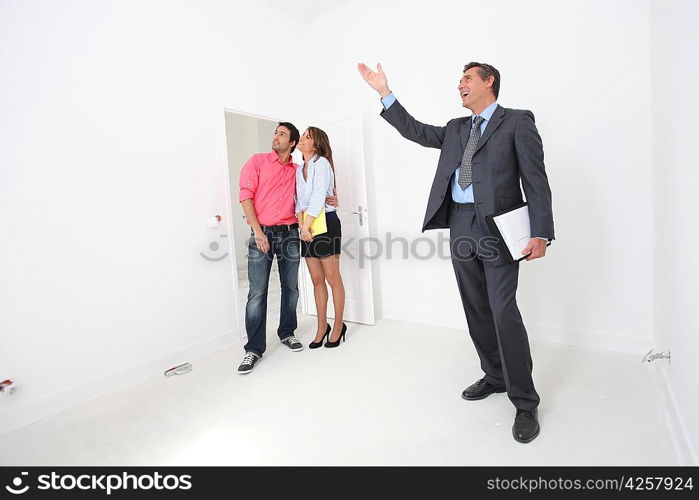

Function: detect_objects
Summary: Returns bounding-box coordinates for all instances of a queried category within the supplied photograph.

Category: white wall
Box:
[0,0,307,433]
[650,0,699,465]
[296,0,654,354]
[1,0,695,461]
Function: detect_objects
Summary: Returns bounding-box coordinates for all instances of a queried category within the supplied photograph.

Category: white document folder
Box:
[485,203,550,263]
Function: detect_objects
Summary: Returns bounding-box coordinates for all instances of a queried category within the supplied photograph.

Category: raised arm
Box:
[358,62,448,148]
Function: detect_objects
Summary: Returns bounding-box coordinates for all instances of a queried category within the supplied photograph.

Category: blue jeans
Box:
[244,228,300,356]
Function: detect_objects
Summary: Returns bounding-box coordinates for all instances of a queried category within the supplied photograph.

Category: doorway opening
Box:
[223,111,376,340]
[223,110,281,337]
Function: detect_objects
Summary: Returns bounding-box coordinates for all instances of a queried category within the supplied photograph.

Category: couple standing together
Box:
[238,61,554,444]
[237,124,348,373]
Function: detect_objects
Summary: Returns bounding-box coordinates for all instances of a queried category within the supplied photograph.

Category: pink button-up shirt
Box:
[239,151,298,226]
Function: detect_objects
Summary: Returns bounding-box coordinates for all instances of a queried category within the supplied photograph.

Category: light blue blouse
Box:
[295,155,336,217]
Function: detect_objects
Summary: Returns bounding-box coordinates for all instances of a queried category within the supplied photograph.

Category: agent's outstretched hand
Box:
[357,62,391,98]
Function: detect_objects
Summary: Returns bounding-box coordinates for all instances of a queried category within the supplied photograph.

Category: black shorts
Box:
[301,211,341,258]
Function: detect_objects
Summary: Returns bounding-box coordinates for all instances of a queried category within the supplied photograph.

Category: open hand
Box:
[357,62,391,97]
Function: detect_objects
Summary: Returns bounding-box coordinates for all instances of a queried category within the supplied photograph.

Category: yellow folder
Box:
[302,209,327,236]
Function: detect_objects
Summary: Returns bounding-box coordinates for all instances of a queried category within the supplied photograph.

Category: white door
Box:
[296,118,375,325]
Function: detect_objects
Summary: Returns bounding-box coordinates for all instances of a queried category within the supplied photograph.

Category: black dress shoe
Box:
[461,378,507,401]
[513,409,540,443]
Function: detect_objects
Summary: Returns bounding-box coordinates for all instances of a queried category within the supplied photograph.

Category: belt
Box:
[258,223,299,232]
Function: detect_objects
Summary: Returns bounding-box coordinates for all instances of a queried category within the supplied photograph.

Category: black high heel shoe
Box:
[324,323,347,348]
[309,323,331,349]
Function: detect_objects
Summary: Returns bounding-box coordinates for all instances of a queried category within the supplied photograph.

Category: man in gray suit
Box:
[358,61,554,443]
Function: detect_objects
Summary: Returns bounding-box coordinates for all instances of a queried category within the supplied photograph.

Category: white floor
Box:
[0,316,678,466]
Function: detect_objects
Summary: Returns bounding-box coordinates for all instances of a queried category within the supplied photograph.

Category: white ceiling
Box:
[258,0,354,24]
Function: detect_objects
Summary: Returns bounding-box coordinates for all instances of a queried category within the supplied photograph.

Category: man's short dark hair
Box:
[463,62,500,99]
[277,122,300,153]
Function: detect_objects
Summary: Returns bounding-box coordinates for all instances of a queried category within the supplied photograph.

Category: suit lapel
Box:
[460,116,472,152]
[474,105,505,155]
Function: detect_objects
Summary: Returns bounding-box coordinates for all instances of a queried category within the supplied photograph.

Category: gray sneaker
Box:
[238,352,260,374]
[281,335,304,352]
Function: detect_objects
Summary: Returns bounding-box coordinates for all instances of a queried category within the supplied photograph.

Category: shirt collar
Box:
[299,154,320,166]
[473,101,498,125]
[268,150,295,167]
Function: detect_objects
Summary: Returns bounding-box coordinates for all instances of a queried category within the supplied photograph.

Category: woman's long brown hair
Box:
[307,126,336,192]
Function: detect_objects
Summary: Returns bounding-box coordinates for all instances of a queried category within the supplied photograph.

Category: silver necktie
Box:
[458,115,485,189]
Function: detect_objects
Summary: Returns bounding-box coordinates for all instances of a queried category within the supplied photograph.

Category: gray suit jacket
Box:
[381,100,555,240]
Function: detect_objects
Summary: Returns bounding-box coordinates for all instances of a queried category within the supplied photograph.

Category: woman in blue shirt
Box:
[295,127,347,348]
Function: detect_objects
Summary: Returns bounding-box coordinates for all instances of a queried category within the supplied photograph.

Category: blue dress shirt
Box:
[382,93,496,203]
[295,155,336,217]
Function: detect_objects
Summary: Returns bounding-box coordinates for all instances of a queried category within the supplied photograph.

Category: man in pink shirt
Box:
[237,122,336,374]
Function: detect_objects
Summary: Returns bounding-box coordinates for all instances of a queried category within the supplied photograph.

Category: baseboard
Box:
[381,306,467,333]
[654,364,699,465]
[381,306,652,355]
[0,329,240,437]
[527,324,652,356]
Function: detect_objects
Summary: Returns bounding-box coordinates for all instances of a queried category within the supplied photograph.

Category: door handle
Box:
[350,205,364,226]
